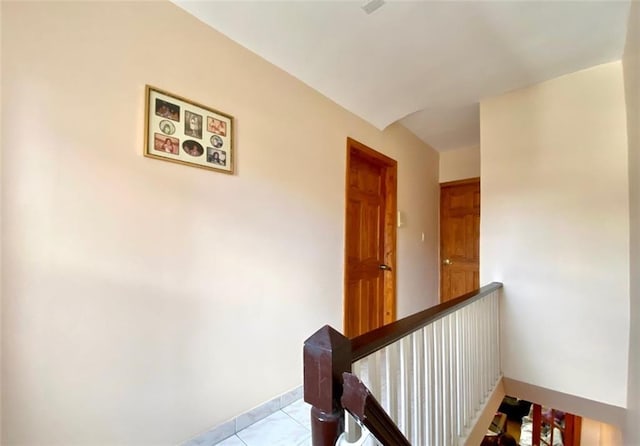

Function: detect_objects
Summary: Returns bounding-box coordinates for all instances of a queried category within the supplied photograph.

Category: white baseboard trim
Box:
[181,385,303,446]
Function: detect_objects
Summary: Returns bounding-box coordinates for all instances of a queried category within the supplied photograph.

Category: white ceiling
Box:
[174,0,631,151]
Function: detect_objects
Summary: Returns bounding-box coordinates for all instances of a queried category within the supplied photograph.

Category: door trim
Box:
[440,177,480,188]
[344,137,397,336]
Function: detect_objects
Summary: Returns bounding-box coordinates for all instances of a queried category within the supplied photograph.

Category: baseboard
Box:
[181,385,303,446]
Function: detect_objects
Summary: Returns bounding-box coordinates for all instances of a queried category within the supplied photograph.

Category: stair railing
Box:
[303,282,503,446]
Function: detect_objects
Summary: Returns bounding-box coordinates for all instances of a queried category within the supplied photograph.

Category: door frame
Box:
[343,137,397,336]
[439,177,480,302]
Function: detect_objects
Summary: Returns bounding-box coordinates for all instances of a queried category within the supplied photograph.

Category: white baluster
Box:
[493,291,498,380]
[442,315,451,446]
[380,347,388,410]
[425,324,435,445]
[488,298,492,391]
[398,337,407,434]
[480,299,486,398]
[336,427,373,446]
[448,313,459,443]
[455,310,463,438]
[484,297,490,393]
[385,342,399,423]
[436,318,444,445]
[348,360,364,443]
[403,335,415,440]
[475,302,481,408]
[345,412,362,443]
[466,305,473,426]
[496,292,500,371]
[362,351,378,400]
[413,329,425,444]
[352,359,362,380]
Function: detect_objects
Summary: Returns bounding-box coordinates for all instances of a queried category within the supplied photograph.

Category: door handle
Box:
[379,264,392,271]
[443,259,453,265]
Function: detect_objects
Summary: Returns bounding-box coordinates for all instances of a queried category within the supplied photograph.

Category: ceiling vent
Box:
[362,0,385,15]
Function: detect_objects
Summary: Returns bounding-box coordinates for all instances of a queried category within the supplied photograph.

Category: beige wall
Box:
[438,145,480,183]
[481,62,630,408]
[0,2,439,445]
[623,0,640,443]
[581,418,623,446]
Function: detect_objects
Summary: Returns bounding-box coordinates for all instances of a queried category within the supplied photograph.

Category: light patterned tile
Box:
[237,411,311,446]
[295,436,312,446]
[215,435,247,446]
[281,399,312,430]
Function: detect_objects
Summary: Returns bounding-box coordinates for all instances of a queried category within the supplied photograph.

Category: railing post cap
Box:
[303,325,352,413]
[304,325,350,351]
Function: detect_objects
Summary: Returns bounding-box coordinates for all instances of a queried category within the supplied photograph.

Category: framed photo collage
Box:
[144,85,234,174]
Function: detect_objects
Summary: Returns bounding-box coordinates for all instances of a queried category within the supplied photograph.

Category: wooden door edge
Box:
[343,139,352,336]
[382,159,397,326]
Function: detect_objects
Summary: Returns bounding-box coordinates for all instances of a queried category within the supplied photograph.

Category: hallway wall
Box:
[0,2,440,445]
[439,145,480,183]
[481,62,630,408]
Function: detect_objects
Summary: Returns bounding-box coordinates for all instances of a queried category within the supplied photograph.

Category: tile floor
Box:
[214,399,312,446]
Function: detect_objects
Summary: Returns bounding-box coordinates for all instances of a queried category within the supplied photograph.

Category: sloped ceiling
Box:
[174,0,631,151]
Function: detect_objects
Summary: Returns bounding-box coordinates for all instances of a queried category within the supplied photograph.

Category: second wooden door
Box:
[440,178,480,302]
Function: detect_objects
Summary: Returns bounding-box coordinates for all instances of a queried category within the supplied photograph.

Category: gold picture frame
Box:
[144,85,234,174]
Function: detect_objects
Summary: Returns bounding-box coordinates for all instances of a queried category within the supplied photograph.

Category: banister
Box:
[341,372,411,446]
[351,282,502,361]
[303,282,503,446]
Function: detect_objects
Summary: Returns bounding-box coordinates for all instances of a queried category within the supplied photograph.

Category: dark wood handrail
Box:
[341,372,411,445]
[303,282,503,446]
[351,282,502,361]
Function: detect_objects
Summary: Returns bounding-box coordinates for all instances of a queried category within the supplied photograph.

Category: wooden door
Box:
[440,178,480,302]
[344,138,397,338]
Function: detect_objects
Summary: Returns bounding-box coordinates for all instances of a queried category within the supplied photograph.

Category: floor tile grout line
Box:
[216,403,310,445]
[281,408,311,431]
[233,408,312,446]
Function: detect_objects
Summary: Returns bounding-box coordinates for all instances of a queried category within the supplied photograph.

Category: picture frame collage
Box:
[144,85,234,174]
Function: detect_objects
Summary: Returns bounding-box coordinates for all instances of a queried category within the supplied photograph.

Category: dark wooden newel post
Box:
[304,325,352,446]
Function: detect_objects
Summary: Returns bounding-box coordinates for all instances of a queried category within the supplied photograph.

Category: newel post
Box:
[304,325,352,446]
